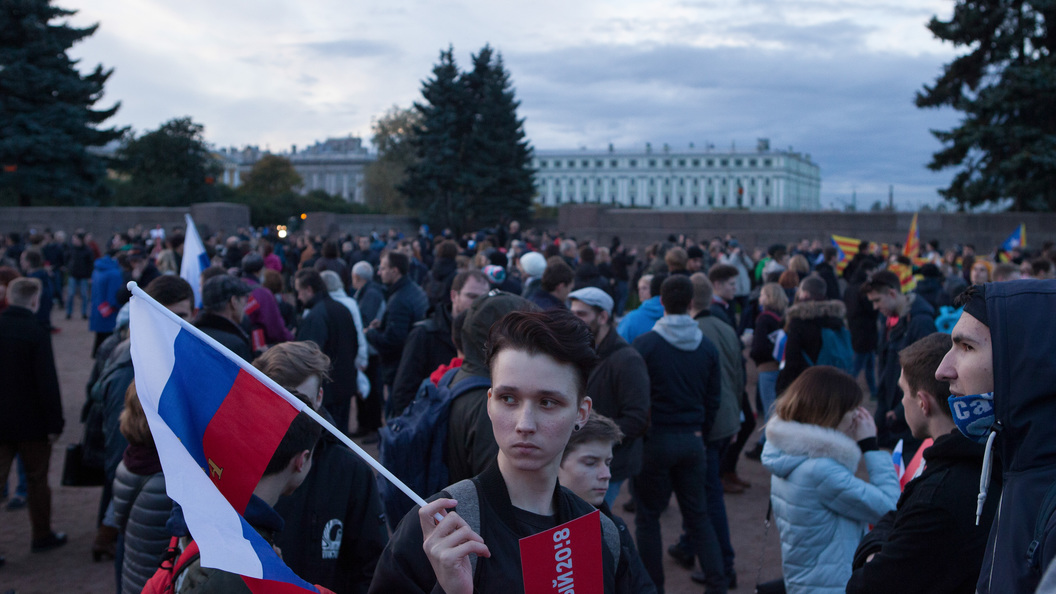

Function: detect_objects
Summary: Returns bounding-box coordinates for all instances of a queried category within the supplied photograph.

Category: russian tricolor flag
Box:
[129,283,321,593]
[180,213,211,309]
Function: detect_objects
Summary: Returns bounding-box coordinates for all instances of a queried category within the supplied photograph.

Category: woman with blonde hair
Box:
[745,283,789,459]
[762,366,899,594]
[111,382,172,594]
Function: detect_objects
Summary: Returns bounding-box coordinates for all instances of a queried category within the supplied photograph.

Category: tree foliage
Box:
[918,1,1056,211]
[111,117,221,206]
[364,105,420,213]
[401,45,535,234]
[0,0,125,206]
[239,154,302,198]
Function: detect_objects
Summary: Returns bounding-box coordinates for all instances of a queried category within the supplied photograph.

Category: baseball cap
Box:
[568,287,614,315]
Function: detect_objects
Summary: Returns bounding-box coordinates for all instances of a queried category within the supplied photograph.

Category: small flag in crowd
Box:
[180,213,211,308]
[901,438,933,490]
[892,439,906,482]
[998,223,1026,262]
[129,284,322,593]
[831,235,861,274]
[902,213,920,258]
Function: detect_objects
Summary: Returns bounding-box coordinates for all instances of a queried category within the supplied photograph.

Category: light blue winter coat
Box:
[761,416,899,594]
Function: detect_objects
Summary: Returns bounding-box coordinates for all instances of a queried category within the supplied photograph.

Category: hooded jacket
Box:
[761,416,899,594]
[846,430,1000,594]
[776,299,848,395]
[974,279,1056,594]
[90,255,124,333]
[875,294,936,426]
[632,314,720,435]
[616,296,664,344]
[694,309,745,442]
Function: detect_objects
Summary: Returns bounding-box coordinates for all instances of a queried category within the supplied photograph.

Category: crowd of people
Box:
[0,219,1055,594]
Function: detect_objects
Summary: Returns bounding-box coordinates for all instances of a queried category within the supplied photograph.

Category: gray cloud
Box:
[297,39,400,59]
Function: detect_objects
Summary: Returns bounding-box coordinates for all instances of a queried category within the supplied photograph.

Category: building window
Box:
[765,196,770,206]
[763,158,772,167]
[629,159,637,167]
[734,159,743,167]
[611,159,618,167]
[582,160,590,167]
[692,159,700,167]
[596,160,603,167]
[648,159,657,167]
[568,160,575,168]
[678,159,686,167]
[706,159,714,167]
[722,196,727,206]
[708,195,714,206]
[554,161,561,168]
[663,159,672,167]
[720,159,729,167]
[539,160,547,168]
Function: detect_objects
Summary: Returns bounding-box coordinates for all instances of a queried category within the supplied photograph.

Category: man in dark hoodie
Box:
[847,332,1000,593]
[935,280,1056,594]
[632,275,727,594]
[445,291,539,483]
[864,270,937,450]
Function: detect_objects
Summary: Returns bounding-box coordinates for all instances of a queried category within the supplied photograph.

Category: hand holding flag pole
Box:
[126,281,442,522]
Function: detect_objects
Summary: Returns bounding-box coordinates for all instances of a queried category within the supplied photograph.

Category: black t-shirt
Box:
[511,506,556,536]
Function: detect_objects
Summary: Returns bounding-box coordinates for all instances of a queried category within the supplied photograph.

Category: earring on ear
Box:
[574,424,581,431]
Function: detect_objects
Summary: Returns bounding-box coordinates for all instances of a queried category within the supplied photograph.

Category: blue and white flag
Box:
[180,213,210,308]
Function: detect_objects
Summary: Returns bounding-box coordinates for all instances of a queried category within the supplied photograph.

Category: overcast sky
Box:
[68,0,962,210]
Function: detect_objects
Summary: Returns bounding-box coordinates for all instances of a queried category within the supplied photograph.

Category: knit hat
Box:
[519,251,547,278]
[483,265,507,286]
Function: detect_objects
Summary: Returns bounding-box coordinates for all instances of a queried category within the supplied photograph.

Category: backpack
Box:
[444,479,621,577]
[378,368,491,531]
[803,326,855,373]
[142,537,200,594]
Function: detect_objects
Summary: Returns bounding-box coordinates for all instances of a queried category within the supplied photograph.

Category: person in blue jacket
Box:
[90,250,124,356]
[936,280,1056,594]
[617,273,665,343]
[761,366,899,594]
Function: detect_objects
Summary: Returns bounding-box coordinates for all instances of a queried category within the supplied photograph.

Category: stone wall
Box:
[303,212,560,240]
[0,203,250,240]
[558,205,1056,253]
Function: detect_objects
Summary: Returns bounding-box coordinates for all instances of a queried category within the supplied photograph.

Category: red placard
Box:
[251,328,266,352]
[519,509,603,594]
[98,301,114,318]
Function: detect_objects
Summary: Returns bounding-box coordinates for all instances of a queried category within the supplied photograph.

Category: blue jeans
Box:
[756,370,779,446]
[634,432,726,593]
[2,454,28,499]
[613,280,629,317]
[853,351,877,398]
[67,277,90,317]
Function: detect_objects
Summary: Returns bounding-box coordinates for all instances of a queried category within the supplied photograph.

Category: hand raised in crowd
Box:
[418,498,491,594]
[850,406,877,441]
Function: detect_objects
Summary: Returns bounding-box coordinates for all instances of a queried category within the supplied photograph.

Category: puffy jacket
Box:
[776,299,848,395]
[974,279,1056,593]
[761,416,899,594]
[113,444,171,594]
[616,296,663,344]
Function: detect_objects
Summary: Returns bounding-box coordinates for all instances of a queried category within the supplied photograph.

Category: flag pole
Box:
[127,281,434,514]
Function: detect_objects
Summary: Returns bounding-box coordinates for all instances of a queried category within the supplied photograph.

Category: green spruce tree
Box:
[462,46,535,230]
[917,1,1056,211]
[0,0,125,206]
[401,47,472,234]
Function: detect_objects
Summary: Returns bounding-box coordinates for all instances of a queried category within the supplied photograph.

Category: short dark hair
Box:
[1032,257,1054,276]
[578,246,595,264]
[321,240,339,259]
[561,411,623,464]
[708,264,739,284]
[200,266,226,284]
[899,333,953,417]
[452,269,489,294]
[798,275,828,301]
[21,248,43,269]
[384,251,409,275]
[263,410,322,476]
[485,309,599,402]
[254,341,332,391]
[648,272,669,299]
[541,257,574,292]
[823,246,838,261]
[435,240,459,260]
[295,268,327,296]
[144,275,193,307]
[863,270,902,294]
[660,275,693,314]
[665,247,688,271]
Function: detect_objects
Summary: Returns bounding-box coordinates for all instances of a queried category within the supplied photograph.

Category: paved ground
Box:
[1,311,784,593]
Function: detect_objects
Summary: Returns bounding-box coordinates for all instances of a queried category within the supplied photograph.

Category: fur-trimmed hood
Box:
[786,299,846,322]
[763,415,861,475]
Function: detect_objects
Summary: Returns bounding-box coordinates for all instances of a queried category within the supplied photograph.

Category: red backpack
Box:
[141,536,200,594]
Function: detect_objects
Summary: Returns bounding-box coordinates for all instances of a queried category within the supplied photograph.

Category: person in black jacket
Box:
[194,275,253,363]
[65,232,94,320]
[256,342,387,594]
[0,277,66,553]
[370,309,644,593]
[775,275,850,396]
[847,332,1000,593]
[844,260,880,400]
[389,270,489,417]
[632,275,727,593]
[295,269,359,436]
[863,271,937,450]
[813,246,842,300]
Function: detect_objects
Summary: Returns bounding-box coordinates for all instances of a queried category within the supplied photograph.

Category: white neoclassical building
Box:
[532,139,821,211]
[215,136,376,203]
